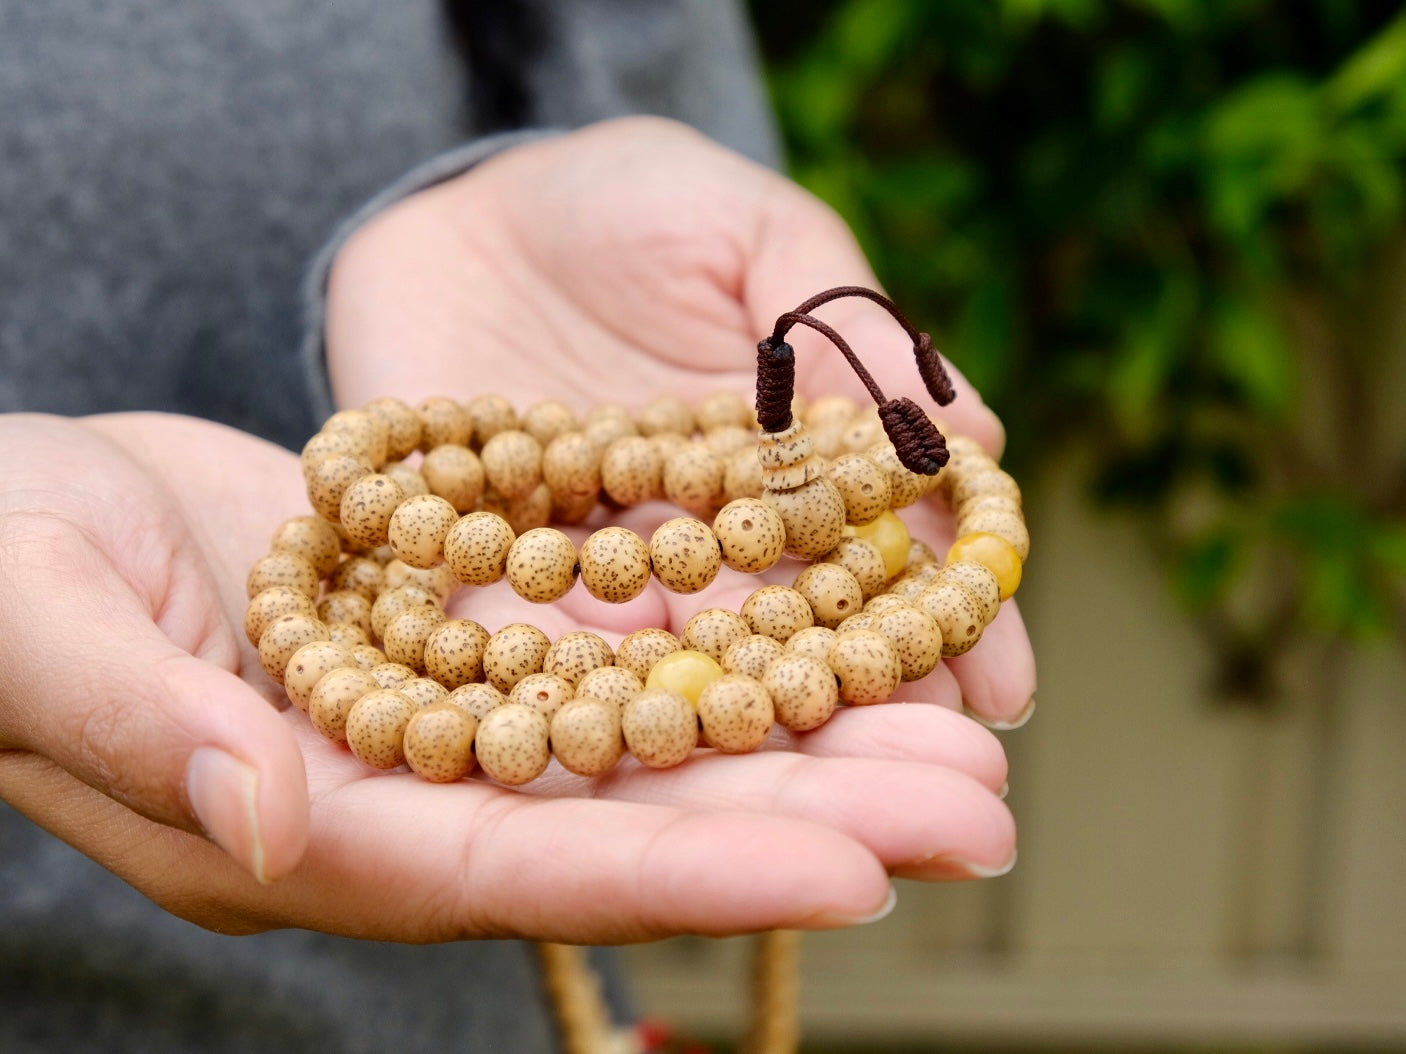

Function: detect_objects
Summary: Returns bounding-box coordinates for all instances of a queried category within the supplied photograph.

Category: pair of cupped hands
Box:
[0,119,1034,944]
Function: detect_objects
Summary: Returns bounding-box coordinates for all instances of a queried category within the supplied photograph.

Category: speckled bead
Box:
[637,395,694,437]
[575,666,645,714]
[803,395,859,432]
[648,517,722,595]
[369,661,419,690]
[763,475,847,561]
[712,498,786,575]
[821,536,888,601]
[936,560,1002,626]
[505,527,579,603]
[865,441,929,509]
[578,527,652,604]
[695,390,754,432]
[416,396,472,450]
[369,584,439,641]
[317,590,373,636]
[950,468,1022,510]
[956,507,1031,561]
[550,487,598,527]
[722,446,764,501]
[541,631,614,689]
[475,703,552,786]
[614,627,681,681]
[761,654,840,732]
[874,605,944,681]
[423,619,490,690]
[363,397,423,461]
[697,674,774,753]
[339,474,408,550]
[247,552,319,601]
[622,688,699,768]
[480,429,543,502]
[497,481,554,535]
[783,625,838,663]
[916,581,985,657]
[350,644,386,670]
[722,634,786,680]
[703,424,754,458]
[522,399,580,446]
[887,573,931,600]
[382,606,448,672]
[307,453,373,522]
[385,494,456,570]
[258,614,330,683]
[827,629,901,705]
[301,430,363,474]
[421,444,486,513]
[794,562,864,630]
[308,666,380,743]
[649,432,689,465]
[327,622,371,650]
[403,702,478,783]
[862,592,914,615]
[346,688,418,770]
[834,611,877,634]
[383,461,431,500]
[400,677,450,709]
[681,608,752,664]
[662,444,725,518]
[327,555,385,601]
[442,511,514,586]
[482,623,552,693]
[282,641,355,712]
[270,515,342,578]
[542,431,601,500]
[946,532,1022,600]
[508,671,575,720]
[839,407,884,453]
[826,454,893,526]
[383,560,456,604]
[583,411,638,451]
[245,586,317,646]
[549,697,625,777]
[739,585,815,643]
[600,435,663,506]
[445,681,507,722]
[464,393,519,446]
[324,409,389,468]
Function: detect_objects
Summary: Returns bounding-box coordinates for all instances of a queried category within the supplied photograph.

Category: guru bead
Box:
[761,654,839,732]
[577,526,652,604]
[826,630,901,706]
[505,527,579,603]
[339,474,408,550]
[697,674,774,754]
[549,696,625,777]
[443,511,515,586]
[403,702,478,783]
[387,494,458,569]
[622,689,699,768]
[712,497,785,575]
[475,703,552,786]
[649,517,722,595]
[762,475,847,561]
[542,631,615,688]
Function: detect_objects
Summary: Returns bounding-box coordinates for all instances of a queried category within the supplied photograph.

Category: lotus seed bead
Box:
[416,396,472,450]
[740,585,815,643]
[827,630,901,705]
[698,674,774,754]
[865,441,929,509]
[542,431,602,498]
[258,614,329,683]
[662,444,725,518]
[761,654,840,732]
[622,689,699,768]
[382,606,448,672]
[875,606,944,681]
[645,649,724,707]
[384,494,455,570]
[722,446,764,500]
[443,511,515,586]
[826,454,893,526]
[247,551,319,601]
[464,393,519,445]
[383,461,431,499]
[722,634,786,680]
[283,641,356,711]
[346,688,418,770]
[270,515,342,578]
[956,508,1031,561]
[497,481,554,535]
[400,677,450,709]
[681,608,752,664]
[862,592,913,615]
[803,395,859,432]
[584,412,638,451]
[821,536,888,601]
[959,492,1023,521]
[403,702,478,783]
[638,395,694,437]
[951,468,1022,510]
[917,581,986,657]
[946,531,1023,600]
[600,435,663,506]
[309,666,380,742]
[351,644,386,669]
[794,563,863,629]
[540,631,614,689]
[245,586,317,646]
[703,424,754,458]
[307,453,372,521]
[522,400,579,446]
[480,429,543,502]
[317,590,373,635]
[383,560,457,604]
[696,390,754,432]
[575,666,645,714]
[649,517,722,594]
[762,475,847,560]
[712,497,786,574]
[475,703,552,786]
[650,431,689,464]
[888,574,931,600]
[834,611,877,634]
[301,430,361,473]
[845,510,911,579]
[363,397,423,461]
[509,671,575,720]
[327,555,385,601]
[578,527,652,604]
[369,662,418,690]
[328,623,371,650]
[423,619,491,689]
[936,559,1002,626]
[339,474,408,550]
[370,584,439,641]
[550,697,625,777]
[614,627,681,681]
[445,681,507,722]
[784,625,838,663]
[505,527,579,603]
[482,623,552,693]
[421,444,486,512]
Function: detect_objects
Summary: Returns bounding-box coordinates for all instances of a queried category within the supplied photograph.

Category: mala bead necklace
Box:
[247,286,1030,1054]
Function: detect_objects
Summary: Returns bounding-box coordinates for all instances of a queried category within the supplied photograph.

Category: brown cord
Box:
[755,337,796,433]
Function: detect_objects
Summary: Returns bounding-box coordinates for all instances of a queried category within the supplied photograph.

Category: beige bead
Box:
[650,431,689,464]
[258,614,329,683]
[245,586,317,646]
[840,408,885,452]
[935,560,1002,627]
[283,641,355,712]
[505,527,578,603]
[346,688,417,769]
[663,444,725,518]
[614,627,681,681]
[575,666,645,714]
[270,515,342,578]
[957,492,1022,521]
[956,507,1031,560]
[399,676,450,709]
[509,671,575,720]
[827,630,901,705]
[247,551,319,601]
[482,623,551,693]
[383,461,431,499]
[637,395,694,437]
[445,681,507,722]
[364,396,423,461]
[822,536,888,601]
[680,608,752,664]
[385,494,457,570]
[542,631,615,688]
[327,555,384,601]
[756,418,823,491]
[762,654,839,732]
[421,444,486,512]
[907,538,940,568]
[382,606,448,672]
[826,453,893,526]
[740,585,815,643]
[578,527,652,604]
[416,396,472,450]
[522,399,580,446]
[549,697,625,777]
[874,605,944,681]
[542,431,601,500]
[866,441,928,509]
[917,582,985,657]
[301,429,362,474]
[339,474,408,550]
[464,393,519,446]
[403,702,478,782]
[480,429,543,502]
[308,666,380,742]
[369,662,418,690]
[423,619,491,689]
[888,573,931,600]
[803,395,859,432]
[722,633,786,680]
[712,497,786,575]
[950,467,1022,509]
[863,592,915,615]
[317,590,373,636]
[648,517,722,594]
[475,703,552,785]
[697,674,774,753]
[722,446,764,501]
[622,689,699,768]
[794,562,864,629]
[703,424,755,458]
[443,511,515,586]
[784,625,838,663]
[763,475,847,560]
[327,622,371,650]
[306,453,372,522]
[494,481,554,535]
[551,487,598,527]
[583,412,638,451]
[383,559,457,604]
[600,435,663,506]
[324,408,389,468]
[350,644,386,670]
[835,611,877,634]
[370,584,439,641]
[696,390,754,432]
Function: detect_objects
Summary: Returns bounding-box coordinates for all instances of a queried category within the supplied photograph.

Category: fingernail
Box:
[970,695,1037,732]
[804,885,898,929]
[186,747,268,884]
[892,849,1017,881]
[998,781,1010,800]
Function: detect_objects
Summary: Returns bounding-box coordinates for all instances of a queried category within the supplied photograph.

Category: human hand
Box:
[0,412,1012,943]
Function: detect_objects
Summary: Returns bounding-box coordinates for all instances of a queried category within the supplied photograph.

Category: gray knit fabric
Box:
[0,1,779,1050]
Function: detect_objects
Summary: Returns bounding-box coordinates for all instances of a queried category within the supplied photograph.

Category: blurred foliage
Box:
[752,0,1406,696]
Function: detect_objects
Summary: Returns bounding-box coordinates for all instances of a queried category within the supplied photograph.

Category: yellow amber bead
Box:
[645,649,724,708]
[845,510,911,579]
[946,532,1023,600]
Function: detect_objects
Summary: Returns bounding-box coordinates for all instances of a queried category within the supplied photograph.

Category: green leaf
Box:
[1209,296,1296,418]
[1326,9,1406,114]
[1175,526,1245,610]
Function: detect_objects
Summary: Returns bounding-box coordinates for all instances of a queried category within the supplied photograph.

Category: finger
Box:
[945,599,1039,728]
